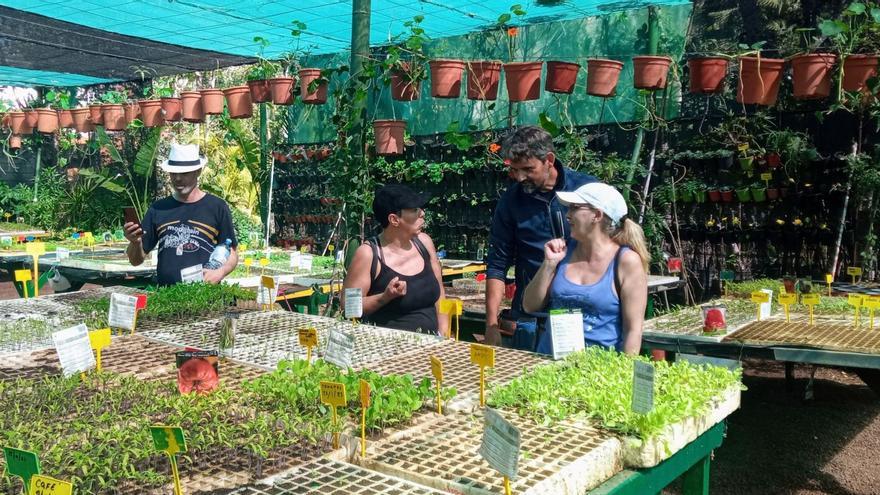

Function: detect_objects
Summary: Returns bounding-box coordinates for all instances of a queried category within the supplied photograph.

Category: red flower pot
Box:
[767,188,780,200]
[586,59,624,97]
[842,54,879,92]
[466,61,501,100]
[247,79,271,103]
[161,97,182,122]
[138,99,165,127]
[737,57,785,106]
[708,190,722,202]
[101,104,126,131]
[791,53,837,100]
[299,69,328,105]
[37,110,59,133]
[720,190,734,203]
[373,120,406,155]
[429,59,465,98]
[200,89,225,114]
[687,57,728,94]
[223,86,253,119]
[269,76,296,105]
[180,91,204,122]
[633,56,672,90]
[545,61,580,94]
[503,62,543,102]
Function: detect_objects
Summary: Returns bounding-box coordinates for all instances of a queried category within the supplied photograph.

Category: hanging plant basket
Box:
[124,103,140,124]
[791,53,836,100]
[586,59,624,97]
[88,104,103,125]
[9,135,21,151]
[466,61,501,100]
[58,110,74,129]
[161,97,182,122]
[737,57,784,106]
[138,99,165,127]
[842,54,879,92]
[247,79,271,103]
[503,62,543,102]
[71,108,94,132]
[269,76,296,105]
[720,190,734,203]
[223,87,253,119]
[766,188,780,200]
[9,111,28,135]
[708,189,722,202]
[200,89,226,115]
[373,120,407,155]
[35,109,58,134]
[633,56,672,90]
[735,188,751,202]
[545,61,580,94]
[429,59,465,98]
[299,69,328,105]
[180,91,204,123]
[391,64,421,101]
[750,187,767,202]
[687,57,728,94]
[102,104,126,131]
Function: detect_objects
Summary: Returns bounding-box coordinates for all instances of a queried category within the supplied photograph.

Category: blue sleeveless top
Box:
[536,247,627,354]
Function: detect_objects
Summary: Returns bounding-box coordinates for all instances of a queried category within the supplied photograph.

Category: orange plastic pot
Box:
[24,109,39,128]
[791,53,837,100]
[633,55,672,90]
[200,88,225,114]
[466,61,501,100]
[687,57,728,94]
[503,62,543,101]
[124,103,140,123]
[299,69,328,104]
[737,57,785,106]
[58,110,74,129]
[180,91,204,122]
[586,59,624,97]
[88,104,103,125]
[9,135,22,151]
[842,54,879,92]
[545,61,580,94]
[161,97,182,122]
[373,120,406,155]
[71,108,94,132]
[429,59,465,98]
[247,79,271,103]
[138,99,165,127]
[391,68,421,101]
[102,104,126,131]
[9,111,28,135]
[269,76,296,105]
[223,86,253,119]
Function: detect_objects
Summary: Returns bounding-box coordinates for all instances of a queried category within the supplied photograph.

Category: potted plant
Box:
[299,67,331,105]
[430,59,466,98]
[383,16,430,102]
[180,90,204,123]
[632,55,673,90]
[735,184,751,202]
[374,120,407,155]
[466,60,502,100]
[223,85,253,119]
[782,28,837,100]
[586,58,625,97]
[819,2,880,95]
[750,181,767,202]
[139,84,174,127]
[36,100,59,134]
[47,90,74,129]
[100,90,128,131]
[498,5,542,101]
[270,21,309,105]
[546,61,581,94]
[687,46,729,94]
[736,42,785,105]
[70,106,93,132]
[719,187,734,203]
[246,37,280,103]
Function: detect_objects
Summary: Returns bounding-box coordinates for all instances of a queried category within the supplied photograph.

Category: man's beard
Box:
[521,181,537,194]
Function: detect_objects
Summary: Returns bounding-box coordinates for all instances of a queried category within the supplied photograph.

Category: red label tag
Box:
[135,295,147,310]
[666,258,682,273]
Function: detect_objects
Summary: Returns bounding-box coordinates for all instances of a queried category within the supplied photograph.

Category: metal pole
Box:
[350,0,371,153]
[259,102,269,247]
[623,6,659,201]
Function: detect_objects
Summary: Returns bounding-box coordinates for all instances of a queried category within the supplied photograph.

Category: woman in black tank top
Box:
[343,185,448,335]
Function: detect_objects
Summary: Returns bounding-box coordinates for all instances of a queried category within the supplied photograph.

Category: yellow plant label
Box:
[801,293,820,306]
[30,475,72,495]
[738,143,749,151]
[865,297,880,310]
[328,244,335,252]
[430,355,443,382]
[320,381,347,408]
[439,298,463,316]
[825,273,834,284]
[88,328,111,351]
[760,173,772,181]
[847,267,863,277]
[244,258,253,267]
[298,327,318,348]
[849,294,865,308]
[778,293,797,305]
[750,291,770,304]
[261,275,275,289]
[470,343,495,368]
[14,269,31,282]
[359,379,371,409]
[259,258,269,267]
[25,242,45,256]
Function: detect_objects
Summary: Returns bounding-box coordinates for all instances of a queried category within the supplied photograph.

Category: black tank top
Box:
[363,236,440,335]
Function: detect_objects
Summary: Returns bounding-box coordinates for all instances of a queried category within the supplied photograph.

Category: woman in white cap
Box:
[522,182,648,355]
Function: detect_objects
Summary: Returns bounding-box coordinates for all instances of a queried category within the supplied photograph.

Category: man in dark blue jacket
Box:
[484,126,595,350]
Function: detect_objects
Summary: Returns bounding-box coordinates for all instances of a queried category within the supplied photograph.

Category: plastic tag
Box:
[750,291,770,304]
[344,288,363,319]
[14,269,31,282]
[26,241,45,256]
[298,327,318,347]
[548,309,584,360]
[470,343,495,368]
[847,267,863,277]
[179,265,203,283]
[3,447,40,489]
[108,293,138,330]
[479,408,521,481]
[325,328,355,369]
[801,293,820,305]
[52,323,96,377]
[431,355,443,382]
[30,475,72,495]
[319,381,347,408]
[150,426,187,455]
[778,293,797,305]
[359,379,371,409]
[632,361,654,414]
[849,294,865,308]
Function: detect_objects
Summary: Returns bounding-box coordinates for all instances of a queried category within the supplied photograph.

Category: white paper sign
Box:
[257,277,279,305]
[335,250,343,263]
[479,408,521,480]
[180,264,204,283]
[150,249,158,266]
[52,323,96,376]
[344,288,363,319]
[289,251,302,270]
[760,289,773,319]
[299,254,313,272]
[632,361,655,414]
[108,293,138,330]
[548,309,584,360]
[324,327,355,369]
[56,247,70,261]
[0,236,11,246]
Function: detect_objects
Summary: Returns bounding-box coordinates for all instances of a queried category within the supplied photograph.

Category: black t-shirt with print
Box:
[141,193,238,285]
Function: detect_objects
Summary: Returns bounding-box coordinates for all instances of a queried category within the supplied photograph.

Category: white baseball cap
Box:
[159,142,207,173]
[556,182,628,226]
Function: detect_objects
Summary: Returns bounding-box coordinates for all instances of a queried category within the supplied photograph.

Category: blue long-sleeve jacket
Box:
[486,161,596,317]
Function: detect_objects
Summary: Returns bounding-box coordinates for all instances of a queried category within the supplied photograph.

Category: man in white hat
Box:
[124,142,239,285]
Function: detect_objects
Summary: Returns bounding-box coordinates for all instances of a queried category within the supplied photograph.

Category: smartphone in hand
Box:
[123,207,141,230]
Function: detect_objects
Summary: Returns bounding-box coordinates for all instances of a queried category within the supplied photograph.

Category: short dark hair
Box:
[502,125,555,162]
[372,184,430,229]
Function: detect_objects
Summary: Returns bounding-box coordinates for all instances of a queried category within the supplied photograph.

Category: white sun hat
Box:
[556,182,628,226]
[159,142,208,173]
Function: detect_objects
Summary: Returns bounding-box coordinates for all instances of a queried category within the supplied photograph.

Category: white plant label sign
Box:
[299,254,313,272]
[548,309,584,360]
[52,323,96,377]
[325,327,355,369]
[180,264,203,283]
[289,251,302,270]
[108,293,138,331]
[56,247,70,261]
[632,361,655,414]
[257,277,279,305]
[479,408,521,480]
[344,288,363,319]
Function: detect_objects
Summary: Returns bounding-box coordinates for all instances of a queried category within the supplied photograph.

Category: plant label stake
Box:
[301,253,313,272]
[259,257,269,276]
[108,293,139,333]
[3,447,40,493]
[548,309,585,360]
[847,266,862,285]
[479,408,520,495]
[430,355,443,414]
[865,296,880,329]
[719,270,734,296]
[750,291,770,321]
[825,273,834,296]
[778,293,797,323]
[439,298,463,340]
[298,327,317,363]
[760,172,772,189]
[179,264,203,284]
[320,381,346,449]
[325,327,355,369]
[359,379,370,457]
[244,257,253,276]
[470,343,495,407]
[344,288,363,320]
[15,269,32,299]
[29,474,72,495]
[849,294,865,327]
[88,328,111,372]
[83,232,94,247]
[150,426,186,495]
[801,293,820,325]
[52,323,96,377]
[25,241,45,297]
[259,276,276,310]
[632,360,655,414]
[289,251,301,271]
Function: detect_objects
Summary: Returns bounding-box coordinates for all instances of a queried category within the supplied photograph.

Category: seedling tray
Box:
[643,298,756,342]
[723,320,880,354]
[0,299,80,354]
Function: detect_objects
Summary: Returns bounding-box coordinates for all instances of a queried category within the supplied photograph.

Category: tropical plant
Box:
[380,15,430,88]
[91,127,161,220]
[247,36,281,81]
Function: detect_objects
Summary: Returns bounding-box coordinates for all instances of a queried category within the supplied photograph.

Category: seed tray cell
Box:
[723,320,880,354]
[643,298,756,341]
[228,458,447,495]
[357,411,621,495]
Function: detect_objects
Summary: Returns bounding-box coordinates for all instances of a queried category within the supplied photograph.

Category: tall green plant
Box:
[93,127,160,219]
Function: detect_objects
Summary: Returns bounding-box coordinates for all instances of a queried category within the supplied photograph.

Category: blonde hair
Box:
[598,216,650,274]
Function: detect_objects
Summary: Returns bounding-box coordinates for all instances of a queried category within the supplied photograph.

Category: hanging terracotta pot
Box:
[842,54,879,92]
[9,135,22,151]
[503,62,543,101]
[299,69,328,104]
[71,108,94,132]
[708,189,722,202]
[767,188,780,200]
[632,55,672,90]
[247,79,271,103]
[687,57,728,94]
[124,103,140,123]
[791,53,836,100]
[200,89,225,114]
[391,64,421,101]
[586,59,624,97]
[223,86,253,119]
[138,99,165,127]
[161,97,182,122]
[180,91,204,123]
[102,104,126,131]
[24,109,39,128]
[545,61,580,94]
[58,109,74,129]
[429,59,465,98]
[466,61,501,100]
[35,109,57,134]
[9,111,28,135]
[373,120,407,155]
[269,76,296,105]
[720,190,734,203]
[737,57,785,106]
[88,104,103,125]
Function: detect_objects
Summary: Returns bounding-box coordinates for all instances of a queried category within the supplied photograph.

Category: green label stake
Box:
[150,426,186,495]
[3,447,40,493]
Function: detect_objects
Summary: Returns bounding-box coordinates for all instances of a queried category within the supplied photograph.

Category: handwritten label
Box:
[632,361,655,414]
[847,267,863,277]
[849,294,865,308]
[865,296,880,310]
[801,293,820,305]
[479,408,521,481]
[108,293,138,330]
[430,355,443,382]
[25,241,45,256]
[30,475,72,495]
[750,291,770,304]
[360,379,371,409]
[778,293,797,305]
[300,253,314,271]
[298,327,318,347]
[470,343,495,368]
[320,381,347,408]
[3,447,40,489]
[52,323,96,377]
[325,328,355,369]
[548,309,585,360]
[760,172,772,181]
[289,251,301,269]
[150,426,187,455]
[180,264,203,283]
[257,276,279,306]
[344,288,363,319]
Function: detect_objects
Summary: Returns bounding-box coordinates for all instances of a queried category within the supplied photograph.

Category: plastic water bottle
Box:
[204,239,232,270]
